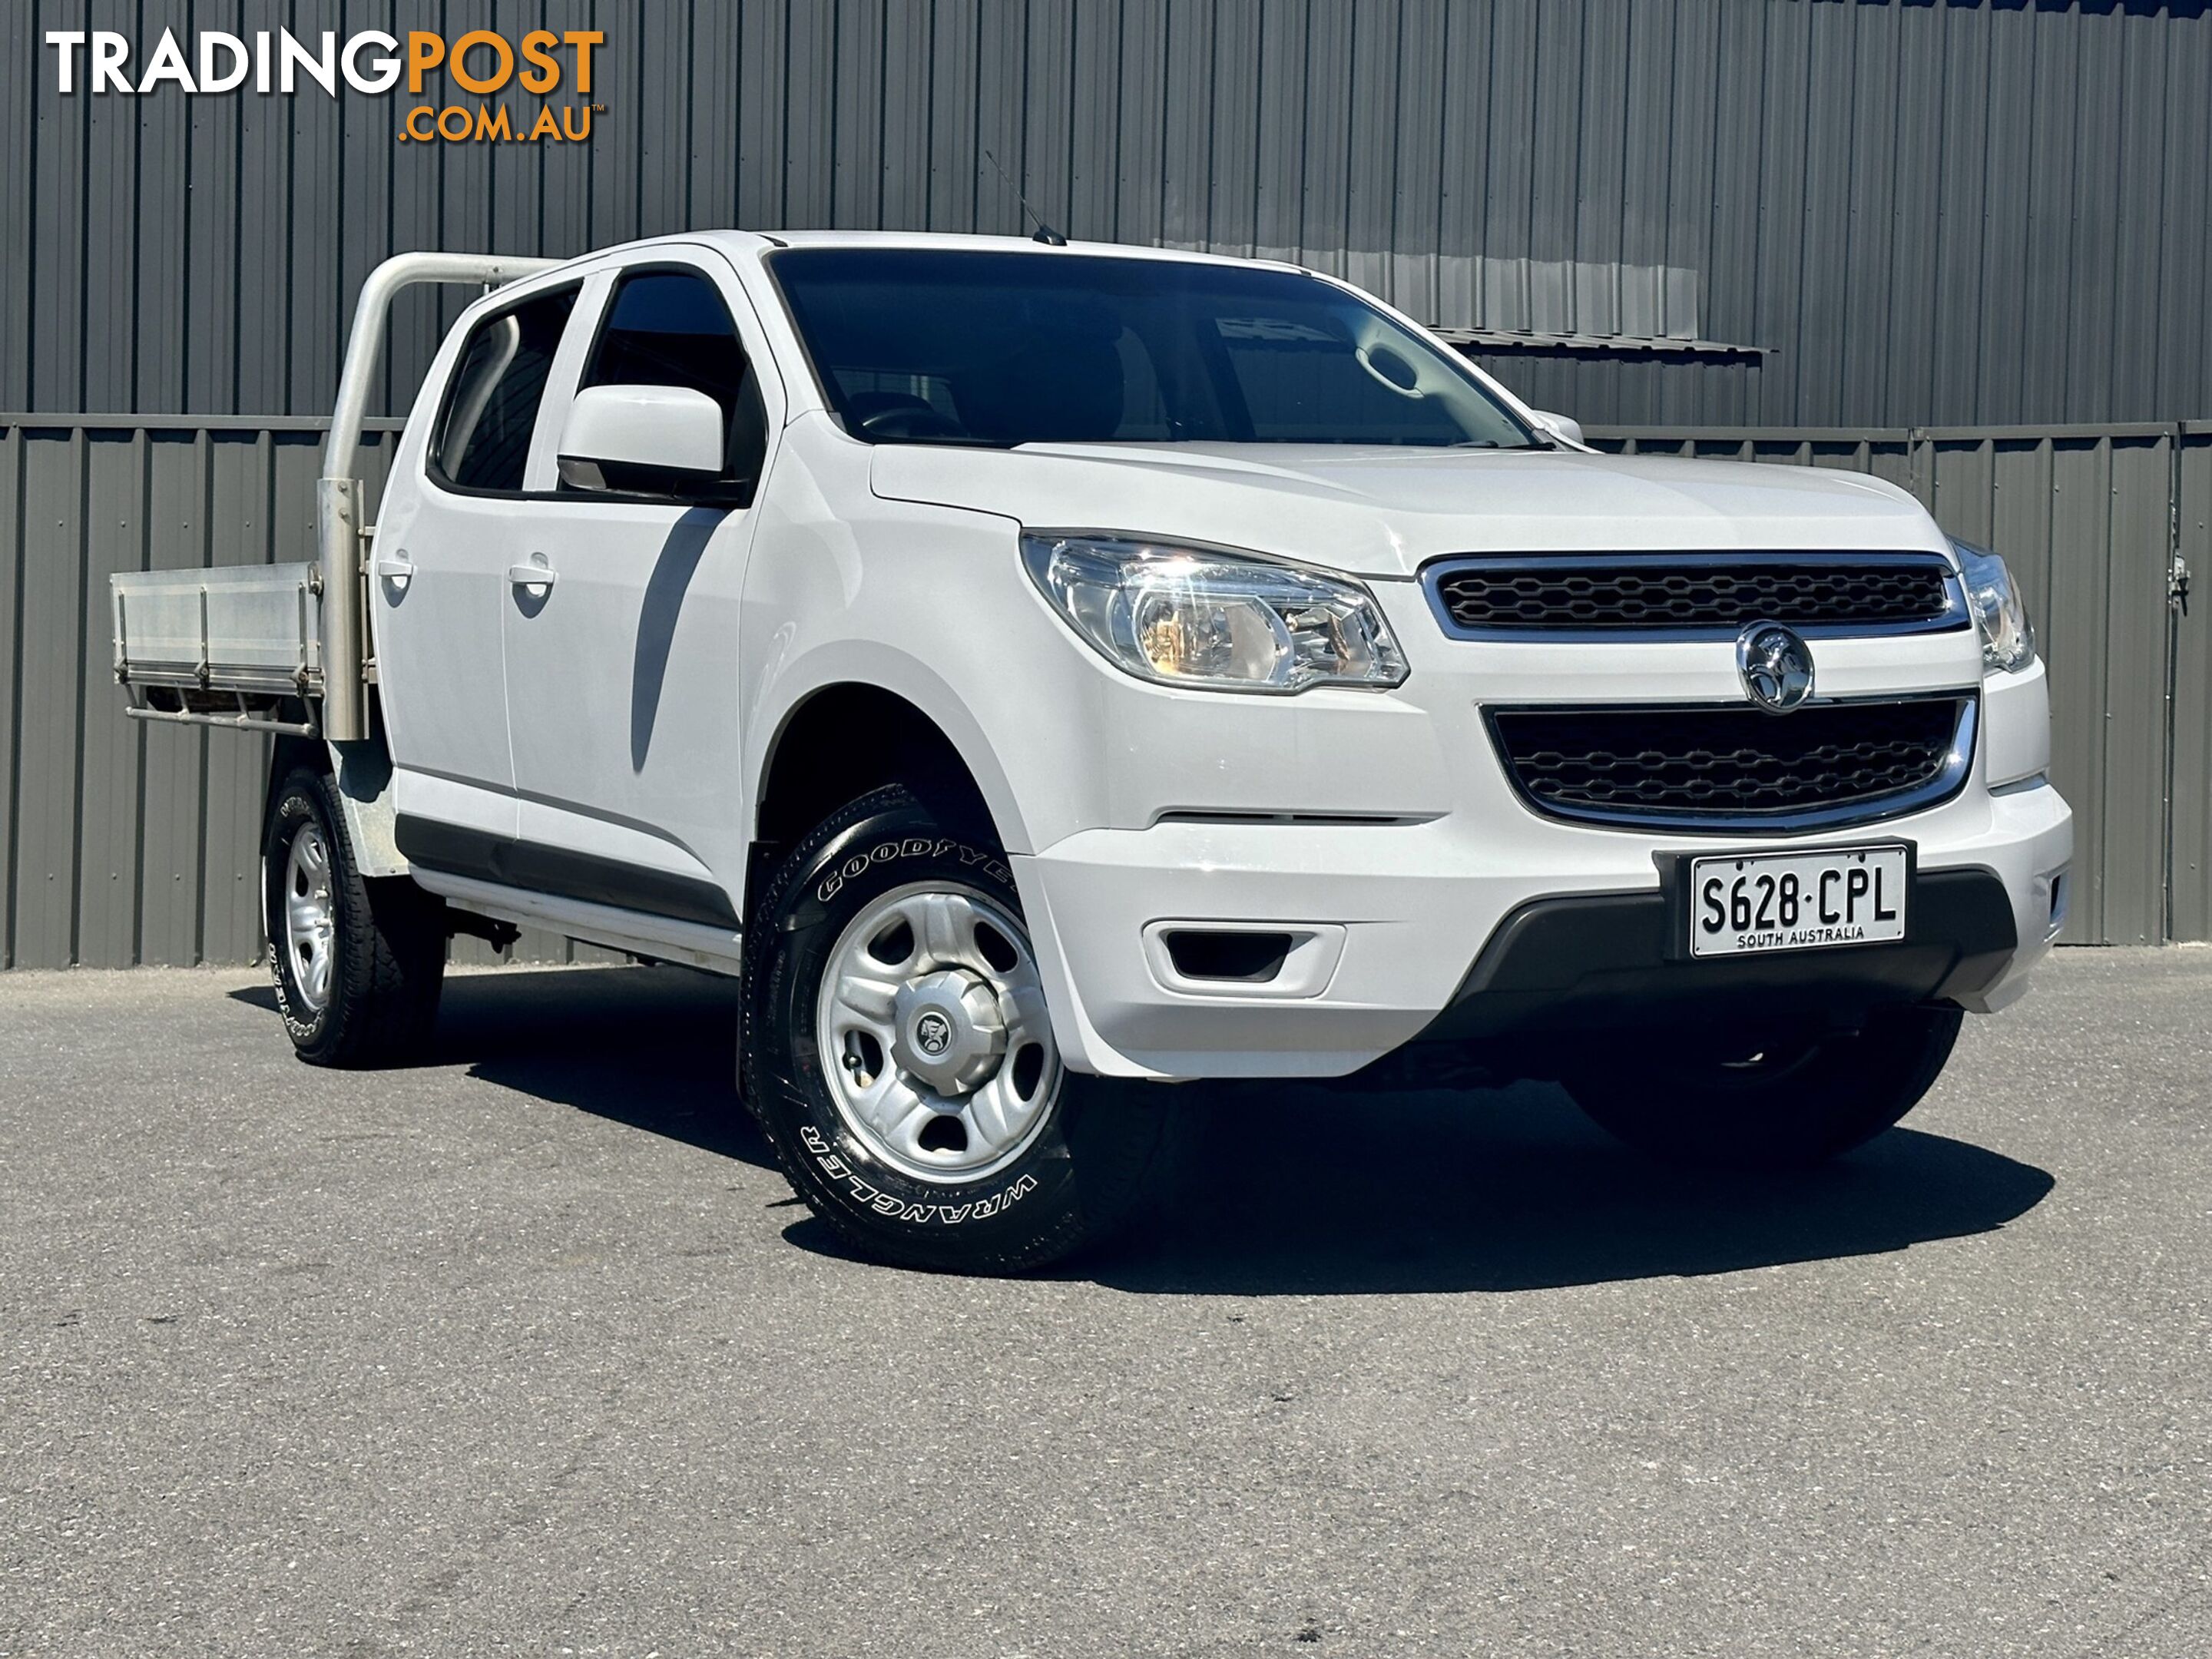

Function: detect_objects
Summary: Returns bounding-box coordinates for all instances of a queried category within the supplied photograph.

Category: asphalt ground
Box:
[2,949,2207,1657]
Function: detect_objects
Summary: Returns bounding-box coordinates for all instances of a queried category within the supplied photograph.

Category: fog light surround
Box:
[1141,921,1347,998]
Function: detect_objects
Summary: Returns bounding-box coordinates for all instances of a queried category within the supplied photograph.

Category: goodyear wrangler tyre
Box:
[262,767,446,1068]
[740,785,1172,1273]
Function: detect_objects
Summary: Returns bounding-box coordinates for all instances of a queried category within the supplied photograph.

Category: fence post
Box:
[1906,427,1930,507]
[2165,425,2187,943]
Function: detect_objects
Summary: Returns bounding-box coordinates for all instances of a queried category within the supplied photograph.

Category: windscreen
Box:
[768,248,1538,450]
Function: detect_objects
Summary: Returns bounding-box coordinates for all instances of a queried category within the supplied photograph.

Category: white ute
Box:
[113,232,2073,1271]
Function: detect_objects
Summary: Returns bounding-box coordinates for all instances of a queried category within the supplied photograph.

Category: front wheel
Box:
[263,767,445,1067]
[740,786,1173,1273]
[1563,1003,1965,1169]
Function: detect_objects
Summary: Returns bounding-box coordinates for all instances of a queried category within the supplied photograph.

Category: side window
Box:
[580,268,769,490]
[431,287,578,492]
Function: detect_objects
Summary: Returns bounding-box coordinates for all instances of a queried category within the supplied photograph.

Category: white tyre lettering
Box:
[800,1121,1039,1225]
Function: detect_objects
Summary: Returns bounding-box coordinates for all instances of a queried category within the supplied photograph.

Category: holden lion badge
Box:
[1736,621,1815,714]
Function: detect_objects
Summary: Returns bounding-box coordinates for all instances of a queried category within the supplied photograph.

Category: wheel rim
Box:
[282,821,336,1014]
[813,882,1063,1185]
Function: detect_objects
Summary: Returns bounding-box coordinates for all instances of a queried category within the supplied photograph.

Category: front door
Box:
[373,280,581,847]
[498,255,780,931]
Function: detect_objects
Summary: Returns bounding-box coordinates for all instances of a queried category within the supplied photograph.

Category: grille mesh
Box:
[1432,559,1955,633]
[1488,698,1969,824]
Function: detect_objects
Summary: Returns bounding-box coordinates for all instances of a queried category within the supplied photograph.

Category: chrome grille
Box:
[1426,553,1962,637]
[1486,696,1975,833]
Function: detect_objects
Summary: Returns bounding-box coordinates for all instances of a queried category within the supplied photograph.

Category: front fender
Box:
[740,419,1137,859]
[747,639,1042,856]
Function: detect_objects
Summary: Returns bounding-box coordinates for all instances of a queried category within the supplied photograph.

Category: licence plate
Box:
[1687,845,1909,959]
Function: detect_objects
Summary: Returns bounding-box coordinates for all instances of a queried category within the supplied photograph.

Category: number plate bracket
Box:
[1655,840,1919,962]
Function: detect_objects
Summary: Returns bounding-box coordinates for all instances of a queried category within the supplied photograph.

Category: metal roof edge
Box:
[1435,329,1770,359]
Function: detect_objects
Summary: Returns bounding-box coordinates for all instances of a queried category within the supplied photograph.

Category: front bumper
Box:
[999,568,2068,1081]
[1012,776,2071,1081]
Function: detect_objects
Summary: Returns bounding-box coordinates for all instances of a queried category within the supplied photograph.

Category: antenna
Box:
[980,147,1068,246]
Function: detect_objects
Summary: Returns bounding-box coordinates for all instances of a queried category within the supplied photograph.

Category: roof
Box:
[709,228,1303,273]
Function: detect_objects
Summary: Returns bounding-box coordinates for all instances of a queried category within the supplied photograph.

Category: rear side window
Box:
[431,287,578,492]
[581,269,768,487]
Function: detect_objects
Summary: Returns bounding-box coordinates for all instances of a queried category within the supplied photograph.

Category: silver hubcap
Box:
[815,883,1061,1185]
[282,822,336,1013]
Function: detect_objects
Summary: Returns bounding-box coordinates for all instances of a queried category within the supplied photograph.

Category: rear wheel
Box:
[1563,1003,1964,1168]
[263,767,445,1067]
[740,784,1173,1273]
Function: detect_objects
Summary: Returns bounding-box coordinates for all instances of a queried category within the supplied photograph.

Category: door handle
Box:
[507,559,556,591]
[374,554,416,590]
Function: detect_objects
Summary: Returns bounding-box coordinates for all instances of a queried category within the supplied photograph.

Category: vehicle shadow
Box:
[228,967,2057,1293]
[230,964,776,1172]
[1057,1079,2056,1296]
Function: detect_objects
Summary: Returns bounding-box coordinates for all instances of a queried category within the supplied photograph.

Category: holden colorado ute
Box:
[110,232,2072,1272]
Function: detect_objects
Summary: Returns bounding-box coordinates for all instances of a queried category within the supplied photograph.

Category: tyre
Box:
[1563,1002,1964,1169]
[740,784,1174,1273]
[263,766,446,1067]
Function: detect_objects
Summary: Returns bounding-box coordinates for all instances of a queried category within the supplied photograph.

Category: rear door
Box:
[497,253,781,930]
[374,280,582,852]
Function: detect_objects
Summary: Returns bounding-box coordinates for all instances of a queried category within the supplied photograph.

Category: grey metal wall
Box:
[3,0,2210,433]
[1,421,379,971]
[2,412,2206,965]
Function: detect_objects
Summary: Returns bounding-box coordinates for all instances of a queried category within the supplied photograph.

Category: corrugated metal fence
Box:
[2,416,2207,967]
[2,419,393,971]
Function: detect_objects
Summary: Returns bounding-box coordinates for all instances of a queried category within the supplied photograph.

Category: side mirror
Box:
[558,384,727,495]
[1529,409,1584,449]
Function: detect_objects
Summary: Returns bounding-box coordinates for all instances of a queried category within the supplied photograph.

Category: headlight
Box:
[1951,538,2036,674]
[1020,533,1409,694]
